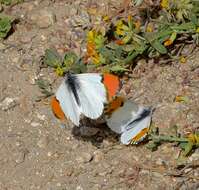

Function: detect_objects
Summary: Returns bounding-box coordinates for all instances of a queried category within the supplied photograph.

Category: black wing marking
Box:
[126,108,151,131]
[65,73,81,106]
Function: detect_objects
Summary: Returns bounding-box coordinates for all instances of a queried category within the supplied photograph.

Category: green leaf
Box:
[182,141,194,156]
[63,51,87,74]
[94,35,106,49]
[109,65,129,73]
[150,40,167,54]
[133,0,144,6]
[0,0,12,5]
[0,16,12,38]
[122,33,132,44]
[36,79,53,97]
[146,142,160,151]
[43,49,62,68]
[63,51,78,68]
[70,59,87,74]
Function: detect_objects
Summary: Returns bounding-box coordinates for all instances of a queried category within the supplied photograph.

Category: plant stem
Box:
[149,134,189,143]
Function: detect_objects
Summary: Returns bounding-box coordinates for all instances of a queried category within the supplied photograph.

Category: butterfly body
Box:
[52,73,120,126]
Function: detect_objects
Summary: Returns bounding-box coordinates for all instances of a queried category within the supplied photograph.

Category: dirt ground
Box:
[0,1,199,190]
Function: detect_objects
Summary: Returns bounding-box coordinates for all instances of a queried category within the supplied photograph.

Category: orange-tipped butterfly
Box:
[105,97,152,144]
[51,73,120,126]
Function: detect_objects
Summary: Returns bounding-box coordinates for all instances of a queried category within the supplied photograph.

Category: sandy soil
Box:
[0,1,198,190]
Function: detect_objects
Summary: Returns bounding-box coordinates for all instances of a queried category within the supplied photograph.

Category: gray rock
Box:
[93,150,104,163]
[69,10,89,28]
[29,9,56,29]
[0,43,6,50]
[37,136,49,148]
[79,126,99,137]
[76,152,93,164]
[0,97,18,111]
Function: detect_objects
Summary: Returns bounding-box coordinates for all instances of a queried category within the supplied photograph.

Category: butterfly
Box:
[51,73,120,126]
[105,97,152,144]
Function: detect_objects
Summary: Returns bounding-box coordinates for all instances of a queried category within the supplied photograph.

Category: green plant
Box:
[146,126,199,158]
[43,49,87,76]
[0,0,12,5]
[0,0,24,5]
[0,15,12,38]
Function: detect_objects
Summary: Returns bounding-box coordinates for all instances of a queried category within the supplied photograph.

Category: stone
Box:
[0,43,6,50]
[76,152,93,164]
[69,10,89,28]
[20,33,35,44]
[76,186,83,190]
[15,152,25,164]
[29,9,56,29]
[30,122,41,127]
[64,167,74,177]
[155,158,167,166]
[37,136,49,148]
[79,126,99,137]
[93,150,104,163]
[189,149,199,162]
[0,97,18,111]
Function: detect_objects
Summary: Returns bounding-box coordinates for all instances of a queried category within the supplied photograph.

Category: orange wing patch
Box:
[51,96,65,120]
[105,96,125,116]
[103,73,120,101]
[131,127,149,144]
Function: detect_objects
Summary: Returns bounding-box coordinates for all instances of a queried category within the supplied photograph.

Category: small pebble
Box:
[20,33,34,43]
[79,126,99,137]
[76,186,83,190]
[76,152,93,164]
[36,113,46,121]
[0,97,18,111]
[31,122,41,127]
[30,9,56,29]
[56,183,61,187]
[15,152,25,164]
[0,43,6,50]
[189,149,199,161]
[93,150,104,163]
[64,167,74,176]
[47,152,53,157]
[37,136,49,148]
[155,158,166,166]
[184,168,192,174]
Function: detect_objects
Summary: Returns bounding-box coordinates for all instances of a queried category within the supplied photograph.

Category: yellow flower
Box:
[134,20,141,30]
[161,0,169,9]
[164,39,173,46]
[87,30,96,43]
[92,53,100,64]
[102,15,110,22]
[196,27,199,33]
[175,95,189,103]
[115,20,125,36]
[164,32,177,46]
[56,66,64,76]
[180,56,186,64]
[146,23,154,32]
[128,15,132,23]
[188,134,199,144]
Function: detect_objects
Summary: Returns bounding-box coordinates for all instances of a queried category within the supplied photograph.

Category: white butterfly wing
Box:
[120,112,152,145]
[106,101,139,134]
[76,73,107,119]
[56,80,81,126]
